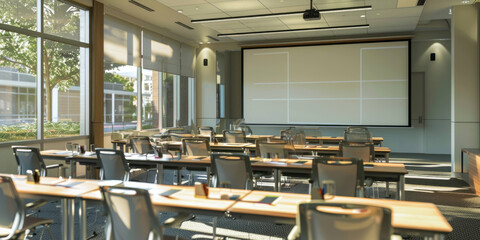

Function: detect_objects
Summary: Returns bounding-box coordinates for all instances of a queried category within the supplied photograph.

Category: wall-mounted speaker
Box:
[203,58,208,66]
[430,53,436,61]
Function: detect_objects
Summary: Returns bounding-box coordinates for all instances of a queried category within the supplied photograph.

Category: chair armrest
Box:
[46,164,63,169]
[25,199,48,210]
[287,225,300,240]
[163,212,194,229]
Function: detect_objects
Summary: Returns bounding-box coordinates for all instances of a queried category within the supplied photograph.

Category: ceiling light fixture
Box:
[360,14,366,18]
[191,5,372,23]
[217,24,369,37]
[177,9,183,13]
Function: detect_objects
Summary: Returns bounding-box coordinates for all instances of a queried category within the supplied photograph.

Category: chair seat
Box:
[0,216,53,237]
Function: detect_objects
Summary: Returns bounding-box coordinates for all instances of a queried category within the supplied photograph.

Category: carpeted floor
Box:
[28,153,480,239]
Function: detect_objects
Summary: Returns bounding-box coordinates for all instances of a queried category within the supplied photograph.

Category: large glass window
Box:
[0,0,37,30]
[0,0,89,143]
[104,64,138,132]
[142,69,160,129]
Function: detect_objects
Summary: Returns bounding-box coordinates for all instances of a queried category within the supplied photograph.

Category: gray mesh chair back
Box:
[344,127,372,143]
[100,186,163,240]
[130,136,154,154]
[297,202,392,240]
[255,139,295,158]
[96,149,130,181]
[198,126,214,135]
[182,138,210,156]
[210,153,253,189]
[0,176,25,239]
[312,157,364,197]
[11,146,46,176]
[169,133,192,141]
[340,141,375,163]
[223,130,246,143]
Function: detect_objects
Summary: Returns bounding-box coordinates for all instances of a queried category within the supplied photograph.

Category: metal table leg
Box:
[206,167,211,186]
[273,169,281,192]
[79,199,87,240]
[70,159,77,178]
[113,142,117,150]
[62,198,75,240]
[397,175,405,200]
[384,153,390,198]
[156,164,164,184]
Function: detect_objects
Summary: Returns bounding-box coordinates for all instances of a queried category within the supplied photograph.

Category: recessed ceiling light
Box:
[376,13,380,16]
[207,42,211,44]
[461,0,469,4]
[177,9,183,13]
[199,42,203,44]
[195,7,199,11]
[360,14,365,18]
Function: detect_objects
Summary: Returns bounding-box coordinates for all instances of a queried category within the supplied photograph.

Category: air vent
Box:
[175,21,194,30]
[417,0,426,6]
[128,0,154,12]
[207,35,219,42]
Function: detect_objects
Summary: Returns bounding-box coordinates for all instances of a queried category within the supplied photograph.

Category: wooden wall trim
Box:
[91,1,104,147]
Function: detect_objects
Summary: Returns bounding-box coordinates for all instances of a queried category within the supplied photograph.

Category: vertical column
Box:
[196,47,217,127]
[91,1,104,147]
[451,4,480,173]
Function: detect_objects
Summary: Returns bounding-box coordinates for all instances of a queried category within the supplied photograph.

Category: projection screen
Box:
[243,40,410,126]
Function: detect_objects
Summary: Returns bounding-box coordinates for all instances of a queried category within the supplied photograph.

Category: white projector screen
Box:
[243,40,410,126]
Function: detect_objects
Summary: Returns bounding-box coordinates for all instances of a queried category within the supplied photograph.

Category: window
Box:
[104,64,139,132]
[0,0,89,143]
[105,16,196,134]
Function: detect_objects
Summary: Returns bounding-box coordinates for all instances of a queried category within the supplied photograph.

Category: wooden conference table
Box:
[41,149,405,199]
[112,135,385,151]
[7,175,451,239]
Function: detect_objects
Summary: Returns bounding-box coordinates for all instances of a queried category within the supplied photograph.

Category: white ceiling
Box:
[99,0,476,45]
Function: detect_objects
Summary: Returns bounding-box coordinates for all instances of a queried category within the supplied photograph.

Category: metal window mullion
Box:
[137,67,142,130]
[0,23,89,48]
[37,0,44,144]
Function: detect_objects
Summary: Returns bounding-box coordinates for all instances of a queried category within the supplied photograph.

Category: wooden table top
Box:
[228,191,452,233]
[2,174,99,198]
[81,182,251,212]
[41,150,403,174]
[113,135,384,143]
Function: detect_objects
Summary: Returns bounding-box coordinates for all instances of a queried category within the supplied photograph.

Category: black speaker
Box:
[203,58,208,66]
[430,53,435,61]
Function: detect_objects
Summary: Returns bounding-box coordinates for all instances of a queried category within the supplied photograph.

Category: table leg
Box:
[206,167,211,187]
[156,164,164,184]
[273,169,280,192]
[78,199,87,240]
[62,198,75,240]
[397,175,405,200]
[70,160,77,178]
[177,169,183,185]
[461,150,464,173]
[384,153,390,198]
[113,142,117,150]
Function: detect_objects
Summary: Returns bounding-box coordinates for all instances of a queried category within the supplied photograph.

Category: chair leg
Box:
[212,217,217,239]
[23,229,31,240]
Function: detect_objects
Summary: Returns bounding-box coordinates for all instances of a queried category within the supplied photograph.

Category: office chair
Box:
[210,153,254,190]
[100,186,187,240]
[344,126,372,143]
[95,148,131,182]
[182,138,211,184]
[311,156,364,197]
[197,126,214,136]
[0,176,54,239]
[339,141,375,163]
[12,146,63,177]
[288,201,392,240]
[222,130,246,143]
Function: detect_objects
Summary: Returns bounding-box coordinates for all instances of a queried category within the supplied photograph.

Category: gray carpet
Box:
[27,153,480,239]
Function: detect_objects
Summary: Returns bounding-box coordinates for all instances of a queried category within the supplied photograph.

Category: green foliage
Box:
[104,72,135,92]
[0,121,80,142]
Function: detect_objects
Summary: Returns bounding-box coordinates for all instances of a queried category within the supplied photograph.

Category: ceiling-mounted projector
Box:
[303,9,320,21]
